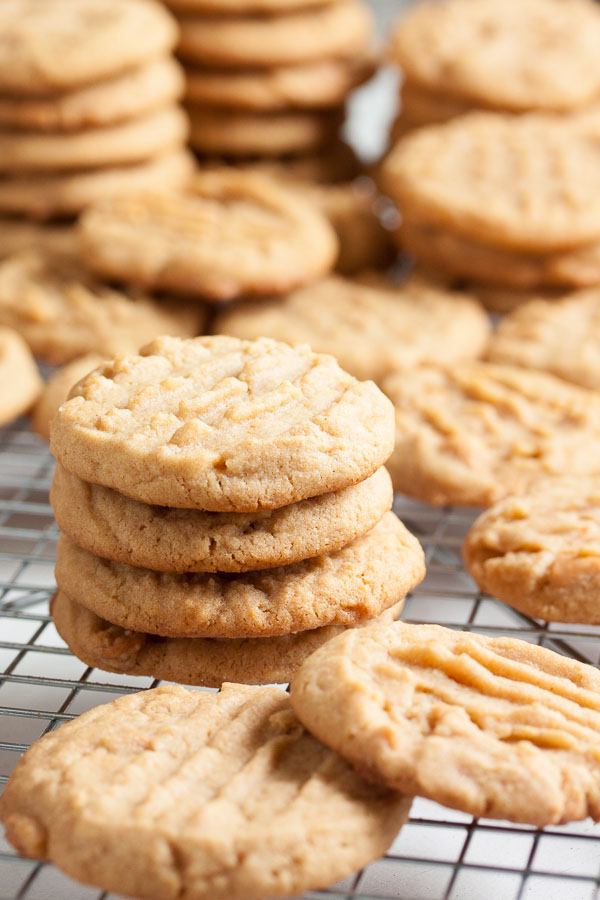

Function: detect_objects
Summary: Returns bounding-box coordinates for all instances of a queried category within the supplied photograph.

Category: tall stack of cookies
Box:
[48,335,425,687]
[0,0,193,226]
[163,0,374,162]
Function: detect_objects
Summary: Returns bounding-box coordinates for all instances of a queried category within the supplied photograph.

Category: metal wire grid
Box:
[0,418,599,900]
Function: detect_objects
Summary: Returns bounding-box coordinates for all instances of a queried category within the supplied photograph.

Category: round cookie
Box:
[0,58,185,132]
[51,464,393,573]
[381,361,600,507]
[51,591,405,686]
[54,513,425,638]
[291,621,600,825]
[177,0,372,67]
[188,106,341,157]
[382,113,600,253]
[0,683,411,900]
[0,149,196,220]
[0,246,204,365]
[463,479,600,623]
[0,328,41,427]
[390,0,600,113]
[79,171,338,300]
[184,58,373,111]
[214,273,490,384]
[0,106,188,174]
[206,139,361,185]
[487,288,600,390]
[51,336,395,510]
[31,355,104,441]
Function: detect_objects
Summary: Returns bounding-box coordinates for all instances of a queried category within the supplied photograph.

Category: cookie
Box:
[0,149,196,220]
[0,220,74,259]
[79,171,338,300]
[184,57,374,111]
[0,682,411,900]
[214,273,490,384]
[51,590,404,686]
[0,58,185,132]
[382,113,600,253]
[55,513,424,638]
[166,0,336,11]
[177,0,372,68]
[487,288,600,389]
[381,361,600,507]
[51,336,394,510]
[0,246,204,365]
[0,0,177,96]
[399,79,472,128]
[188,106,342,157]
[0,327,41,427]
[207,138,361,185]
[290,621,600,825]
[0,106,188,173]
[390,0,600,114]
[463,479,600,623]
[472,285,564,315]
[51,464,393,573]
[31,355,104,441]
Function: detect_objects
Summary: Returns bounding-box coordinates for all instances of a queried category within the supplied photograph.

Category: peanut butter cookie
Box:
[0,328,41,427]
[31,355,104,441]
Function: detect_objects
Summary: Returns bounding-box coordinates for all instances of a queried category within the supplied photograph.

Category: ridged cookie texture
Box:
[54,513,425,638]
[290,621,600,825]
[51,464,393,573]
[51,591,405,686]
[381,361,600,507]
[51,336,395,511]
[0,683,411,900]
[463,479,600,623]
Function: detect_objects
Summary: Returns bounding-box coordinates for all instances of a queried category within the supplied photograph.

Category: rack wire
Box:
[1,415,599,900]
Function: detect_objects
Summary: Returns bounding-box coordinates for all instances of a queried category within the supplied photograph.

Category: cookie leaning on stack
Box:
[49,335,425,686]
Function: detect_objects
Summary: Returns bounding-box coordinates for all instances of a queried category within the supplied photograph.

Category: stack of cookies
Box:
[0,0,193,224]
[164,0,374,160]
[387,0,600,139]
[49,335,425,687]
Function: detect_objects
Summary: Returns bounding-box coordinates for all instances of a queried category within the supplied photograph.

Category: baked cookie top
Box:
[50,464,393,573]
[0,246,203,365]
[79,171,338,300]
[488,287,600,390]
[463,478,600,624]
[214,274,490,384]
[381,361,600,507]
[290,621,600,825]
[390,0,600,112]
[54,513,424,638]
[51,335,394,510]
[382,112,600,252]
[0,683,411,900]
[0,327,41,428]
[0,0,177,95]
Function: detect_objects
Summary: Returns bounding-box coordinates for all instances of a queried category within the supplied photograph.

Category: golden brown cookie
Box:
[54,513,425,638]
[0,220,74,259]
[165,0,336,11]
[30,355,104,441]
[0,106,188,173]
[50,464,393,572]
[0,245,204,365]
[79,171,338,300]
[487,287,600,389]
[177,0,373,67]
[51,590,405,686]
[0,327,41,427]
[399,79,472,127]
[0,0,178,95]
[214,273,490,383]
[0,58,185,132]
[0,149,196,220]
[463,479,600,623]
[290,621,600,826]
[52,336,395,510]
[0,683,411,900]
[381,361,600,507]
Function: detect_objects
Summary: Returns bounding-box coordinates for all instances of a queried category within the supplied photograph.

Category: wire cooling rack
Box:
[1,416,600,900]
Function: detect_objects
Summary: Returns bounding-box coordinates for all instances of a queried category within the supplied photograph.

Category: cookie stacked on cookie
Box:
[164,0,374,160]
[0,0,193,223]
[49,335,425,686]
